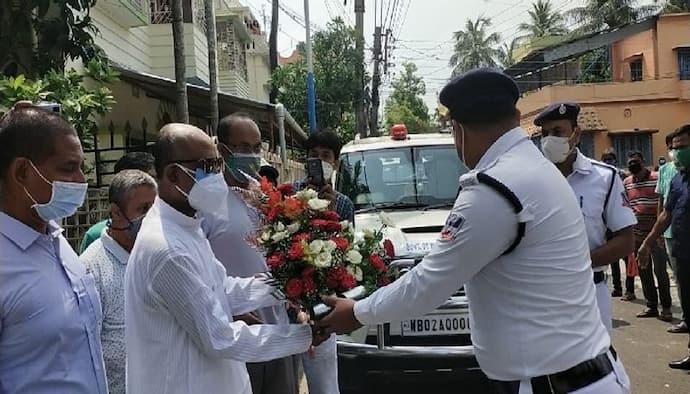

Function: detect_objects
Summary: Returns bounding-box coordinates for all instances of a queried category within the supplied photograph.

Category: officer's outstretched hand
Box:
[313,296,362,346]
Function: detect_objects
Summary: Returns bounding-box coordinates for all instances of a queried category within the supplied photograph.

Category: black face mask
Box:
[627,162,642,174]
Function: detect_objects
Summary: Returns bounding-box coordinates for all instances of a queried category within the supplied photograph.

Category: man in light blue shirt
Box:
[0,103,107,393]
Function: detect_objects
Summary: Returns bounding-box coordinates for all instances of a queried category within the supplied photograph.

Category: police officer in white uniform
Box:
[536,102,636,334]
[315,69,630,393]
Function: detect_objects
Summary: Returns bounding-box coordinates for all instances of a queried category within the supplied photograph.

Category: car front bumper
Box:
[337,341,492,393]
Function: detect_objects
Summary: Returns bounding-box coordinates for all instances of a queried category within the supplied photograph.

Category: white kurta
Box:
[125,198,312,394]
[354,128,614,383]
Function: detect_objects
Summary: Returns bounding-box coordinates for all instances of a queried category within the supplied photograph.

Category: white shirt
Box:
[201,188,288,325]
[566,150,637,272]
[125,198,312,394]
[354,127,610,381]
[80,230,130,394]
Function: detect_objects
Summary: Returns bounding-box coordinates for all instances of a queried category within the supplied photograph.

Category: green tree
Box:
[449,17,501,76]
[0,60,118,147]
[0,0,103,78]
[272,18,365,143]
[519,0,568,38]
[497,38,520,69]
[566,0,658,34]
[384,62,430,132]
[655,0,690,13]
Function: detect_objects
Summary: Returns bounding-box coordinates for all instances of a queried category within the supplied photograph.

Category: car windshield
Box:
[336,145,468,211]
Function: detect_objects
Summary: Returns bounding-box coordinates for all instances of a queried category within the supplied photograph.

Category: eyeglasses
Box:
[172,157,225,174]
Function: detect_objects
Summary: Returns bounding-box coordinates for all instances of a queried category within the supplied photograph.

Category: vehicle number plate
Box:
[405,241,436,254]
[401,313,470,336]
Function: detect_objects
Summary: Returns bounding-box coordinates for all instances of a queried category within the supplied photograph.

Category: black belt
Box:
[490,347,617,394]
[593,271,606,284]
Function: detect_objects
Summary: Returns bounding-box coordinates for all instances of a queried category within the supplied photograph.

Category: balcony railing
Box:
[150,0,172,24]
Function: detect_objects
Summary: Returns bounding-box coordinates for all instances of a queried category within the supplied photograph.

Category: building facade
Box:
[514,13,690,164]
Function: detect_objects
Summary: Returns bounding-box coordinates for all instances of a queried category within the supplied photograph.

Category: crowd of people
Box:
[1,67,689,394]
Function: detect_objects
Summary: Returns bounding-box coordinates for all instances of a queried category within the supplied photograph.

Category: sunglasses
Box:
[172,157,225,174]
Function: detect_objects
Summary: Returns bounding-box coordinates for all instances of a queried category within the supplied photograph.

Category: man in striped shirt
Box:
[624,150,672,321]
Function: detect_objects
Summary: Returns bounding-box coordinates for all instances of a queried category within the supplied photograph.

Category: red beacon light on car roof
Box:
[391,124,408,140]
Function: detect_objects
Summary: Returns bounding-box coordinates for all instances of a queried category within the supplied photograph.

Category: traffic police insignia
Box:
[440,213,465,241]
[558,103,566,115]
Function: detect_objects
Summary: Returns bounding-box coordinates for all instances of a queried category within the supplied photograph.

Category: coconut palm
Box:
[566,0,659,34]
[519,0,569,38]
[449,17,501,76]
[497,38,519,69]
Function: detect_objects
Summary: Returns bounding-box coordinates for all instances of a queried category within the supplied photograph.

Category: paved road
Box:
[611,275,690,393]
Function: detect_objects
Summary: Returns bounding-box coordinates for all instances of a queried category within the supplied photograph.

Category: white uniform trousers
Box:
[516,351,630,394]
[301,334,339,394]
[595,277,613,334]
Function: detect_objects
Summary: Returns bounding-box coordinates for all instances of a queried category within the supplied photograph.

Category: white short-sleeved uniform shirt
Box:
[566,150,637,272]
[354,128,610,381]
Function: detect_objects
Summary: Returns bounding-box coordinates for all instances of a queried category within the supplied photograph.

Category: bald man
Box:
[124,124,313,394]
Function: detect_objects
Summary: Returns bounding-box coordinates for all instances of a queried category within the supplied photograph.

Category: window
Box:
[610,133,652,167]
[578,132,595,159]
[679,49,690,81]
[630,60,643,82]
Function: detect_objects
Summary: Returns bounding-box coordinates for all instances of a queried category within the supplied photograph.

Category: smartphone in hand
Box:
[306,158,325,187]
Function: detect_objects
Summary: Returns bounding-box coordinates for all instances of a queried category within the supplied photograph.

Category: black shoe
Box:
[659,308,673,322]
[668,321,689,334]
[621,293,636,301]
[669,356,690,370]
[637,308,659,318]
[611,289,622,297]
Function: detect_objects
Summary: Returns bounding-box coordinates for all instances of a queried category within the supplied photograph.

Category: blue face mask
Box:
[110,211,145,240]
[23,162,88,222]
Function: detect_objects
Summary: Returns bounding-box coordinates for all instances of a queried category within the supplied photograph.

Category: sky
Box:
[241,0,657,114]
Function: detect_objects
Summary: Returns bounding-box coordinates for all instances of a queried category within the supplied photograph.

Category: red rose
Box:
[302,266,316,278]
[325,221,342,232]
[379,277,391,286]
[383,239,395,258]
[302,277,316,294]
[286,279,303,298]
[332,237,349,251]
[310,219,329,228]
[341,272,357,290]
[267,253,285,269]
[326,267,345,289]
[288,241,305,259]
[277,182,295,196]
[293,233,312,242]
[321,210,340,221]
[370,254,386,272]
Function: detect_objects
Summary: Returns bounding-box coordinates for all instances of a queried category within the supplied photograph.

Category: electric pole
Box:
[269,0,279,103]
[304,0,317,134]
[354,0,367,139]
[204,0,219,133]
[369,26,383,137]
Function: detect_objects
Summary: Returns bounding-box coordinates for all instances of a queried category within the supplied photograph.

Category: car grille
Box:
[453,287,465,297]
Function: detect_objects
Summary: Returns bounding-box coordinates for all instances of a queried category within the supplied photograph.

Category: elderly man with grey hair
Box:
[80,169,157,394]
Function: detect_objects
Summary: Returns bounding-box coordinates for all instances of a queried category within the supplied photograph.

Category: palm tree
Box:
[497,38,519,69]
[566,0,659,34]
[518,0,568,38]
[172,0,189,123]
[449,17,501,77]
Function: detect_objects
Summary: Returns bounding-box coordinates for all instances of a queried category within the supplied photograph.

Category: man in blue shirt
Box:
[639,124,690,370]
[0,103,107,393]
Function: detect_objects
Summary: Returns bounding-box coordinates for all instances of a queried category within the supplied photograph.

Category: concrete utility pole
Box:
[269,0,279,103]
[369,26,383,137]
[204,0,219,134]
[304,0,317,134]
[354,0,367,139]
[172,0,189,123]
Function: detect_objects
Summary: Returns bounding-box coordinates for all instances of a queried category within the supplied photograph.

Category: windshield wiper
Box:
[422,202,455,211]
[355,201,428,213]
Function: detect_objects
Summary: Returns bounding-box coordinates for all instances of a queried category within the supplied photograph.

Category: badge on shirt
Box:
[621,192,631,208]
[439,213,464,241]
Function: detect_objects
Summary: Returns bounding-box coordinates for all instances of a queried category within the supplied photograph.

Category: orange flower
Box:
[267,190,283,207]
[283,197,304,218]
[260,176,274,194]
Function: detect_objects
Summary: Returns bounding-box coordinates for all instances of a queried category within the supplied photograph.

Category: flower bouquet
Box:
[252,178,394,318]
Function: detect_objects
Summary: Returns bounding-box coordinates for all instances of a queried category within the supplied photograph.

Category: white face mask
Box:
[541,136,573,164]
[175,165,229,214]
[322,161,334,181]
[453,121,467,165]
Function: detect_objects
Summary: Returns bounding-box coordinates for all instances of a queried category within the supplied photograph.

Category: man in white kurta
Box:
[125,124,313,394]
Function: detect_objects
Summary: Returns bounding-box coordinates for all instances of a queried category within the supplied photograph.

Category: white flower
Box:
[362,228,375,239]
[379,212,395,227]
[340,221,350,230]
[307,198,330,211]
[297,188,318,200]
[271,231,288,242]
[314,252,332,268]
[286,222,301,234]
[309,239,325,254]
[347,265,363,281]
[323,240,337,253]
[261,231,271,241]
[274,222,286,232]
[346,250,362,265]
